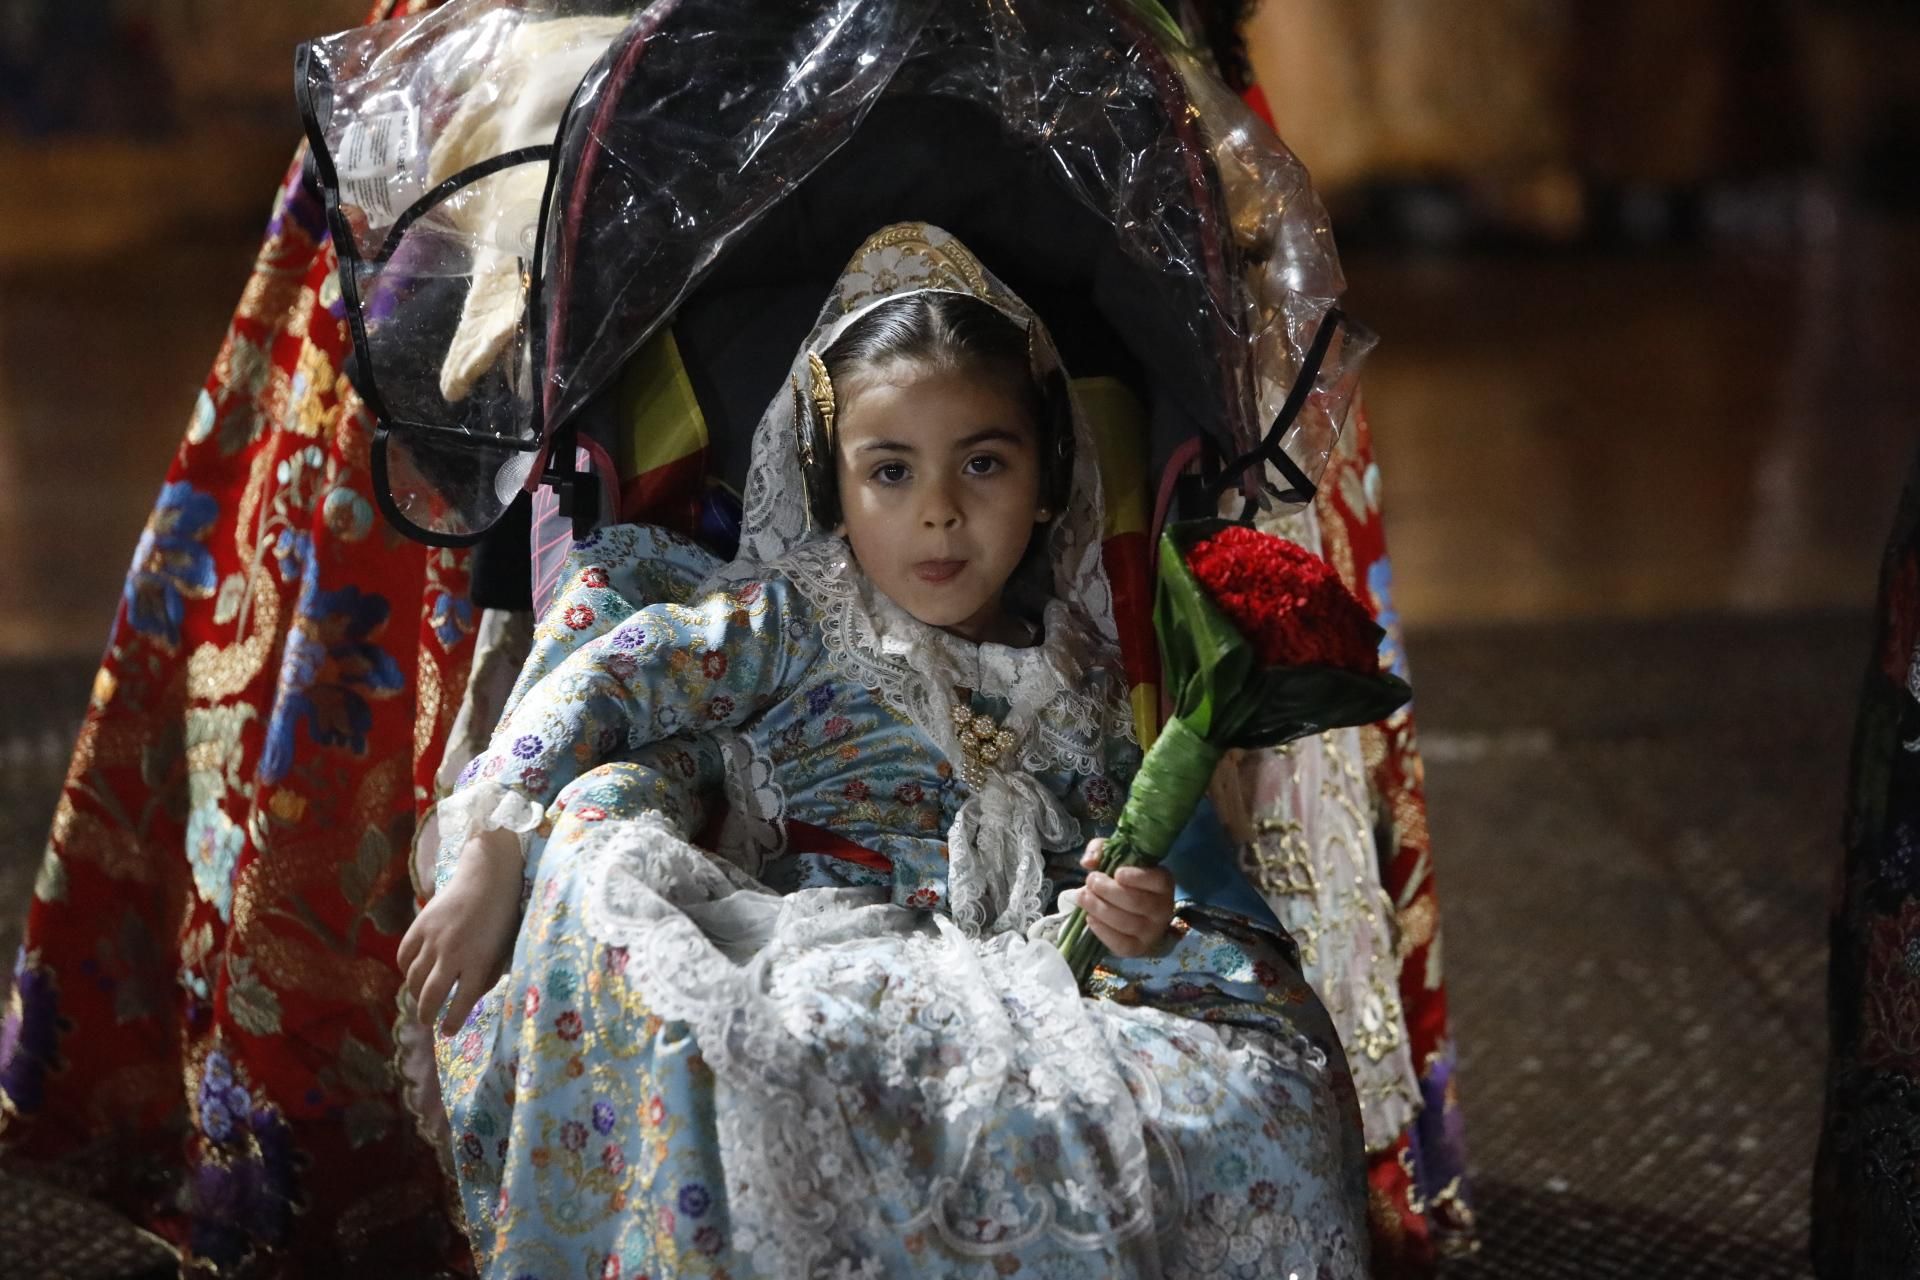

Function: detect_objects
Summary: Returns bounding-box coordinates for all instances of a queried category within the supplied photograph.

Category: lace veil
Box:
[702,222,1136,937]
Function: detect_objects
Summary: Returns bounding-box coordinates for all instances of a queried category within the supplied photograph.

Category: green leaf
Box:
[1227,666,1413,749]
[340,826,389,908]
[337,1033,393,1095]
[140,730,183,790]
[181,922,214,968]
[1154,520,1255,737]
[368,876,415,937]
[343,1097,393,1150]
[227,956,283,1036]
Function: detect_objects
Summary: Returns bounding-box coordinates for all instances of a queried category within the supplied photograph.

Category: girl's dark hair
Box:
[801,291,1073,528]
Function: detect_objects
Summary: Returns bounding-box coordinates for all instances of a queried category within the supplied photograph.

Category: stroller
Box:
[295,5,1454,1269]
[296,0,1371,677]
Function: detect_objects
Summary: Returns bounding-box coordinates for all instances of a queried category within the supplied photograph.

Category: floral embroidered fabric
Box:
[423,226,1374,1277]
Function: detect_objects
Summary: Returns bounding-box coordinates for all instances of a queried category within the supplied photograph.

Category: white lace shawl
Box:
[701,222,1138,938]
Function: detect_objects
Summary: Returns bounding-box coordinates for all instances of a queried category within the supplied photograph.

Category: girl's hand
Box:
[1063,838,1176,958]
[397,831,524,1034]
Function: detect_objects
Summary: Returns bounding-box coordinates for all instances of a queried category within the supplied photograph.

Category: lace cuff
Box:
[415,779,547,895]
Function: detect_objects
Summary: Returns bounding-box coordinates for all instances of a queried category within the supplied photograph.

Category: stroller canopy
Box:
[298,0,1369,545]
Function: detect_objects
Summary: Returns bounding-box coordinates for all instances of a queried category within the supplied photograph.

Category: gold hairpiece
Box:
[807,351,836,442]
[1026,319,1049,382]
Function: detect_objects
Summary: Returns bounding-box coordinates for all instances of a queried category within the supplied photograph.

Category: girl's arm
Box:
[404,735,723,1034]
[448,577,801,874]
[1054,689,1176,957]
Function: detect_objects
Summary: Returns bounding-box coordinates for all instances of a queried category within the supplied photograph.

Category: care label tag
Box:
[336,106,422,226]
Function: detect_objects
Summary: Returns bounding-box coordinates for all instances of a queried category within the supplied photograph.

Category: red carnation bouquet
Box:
[1057,519,1413,985]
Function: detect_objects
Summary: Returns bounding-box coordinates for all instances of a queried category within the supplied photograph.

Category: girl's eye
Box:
[871,462,909,485]
[964,454,1004,477]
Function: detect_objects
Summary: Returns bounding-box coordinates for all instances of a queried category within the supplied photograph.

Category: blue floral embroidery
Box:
[806,682,837,715]
[272,528,312,584]
[199,1050,254,1143]
[187,806,246,922]
[259,578,406,784]
[125,482,219,648]
[430,591,476,649]
[678,1183,712,1218]
[1367,558,1407,679]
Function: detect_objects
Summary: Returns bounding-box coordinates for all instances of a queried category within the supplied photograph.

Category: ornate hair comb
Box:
[807,351,836,441]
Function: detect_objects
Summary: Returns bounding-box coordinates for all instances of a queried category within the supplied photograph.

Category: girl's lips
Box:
[913,559,966,584]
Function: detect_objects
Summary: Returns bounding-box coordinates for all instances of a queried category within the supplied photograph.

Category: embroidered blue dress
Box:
[428,526,1369,1280]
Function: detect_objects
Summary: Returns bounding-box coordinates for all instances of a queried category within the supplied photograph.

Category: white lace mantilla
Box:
[769,537,1130,938]
[575,811,1359,1279]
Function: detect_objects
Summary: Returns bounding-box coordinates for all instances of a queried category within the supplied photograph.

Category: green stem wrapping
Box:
[1058,716,1223,986]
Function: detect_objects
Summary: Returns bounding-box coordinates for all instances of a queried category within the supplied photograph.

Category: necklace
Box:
[950,692,1019,790]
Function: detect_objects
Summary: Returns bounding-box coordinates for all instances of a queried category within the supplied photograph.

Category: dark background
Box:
[4,2,1918,1275]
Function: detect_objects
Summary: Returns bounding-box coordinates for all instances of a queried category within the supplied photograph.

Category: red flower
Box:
[555,1011,584,1041]
[564,604,596,630]
[575,805,608,822]
[525,985,542,1014]
[648,1095,667,1127]
[705,695,735,721]
[702,650,728,679]
[844,780,870,802]
[580,567,610,589]
[906,887,939,909]
[893,782,924,805]
[1186,525,1380,673]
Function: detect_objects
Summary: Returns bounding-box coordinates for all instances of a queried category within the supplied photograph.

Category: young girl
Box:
[400,224,1369,1279]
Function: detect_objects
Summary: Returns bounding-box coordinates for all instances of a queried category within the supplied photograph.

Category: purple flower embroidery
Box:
[592,1100,617,1135]
[678,1183,712,1218]
[806,683,837,715]
[187,1051,297,1265]
[511,735,543,760]
[0,949,64,1115]
[608,619,657,654]
[561,1121,588,1152]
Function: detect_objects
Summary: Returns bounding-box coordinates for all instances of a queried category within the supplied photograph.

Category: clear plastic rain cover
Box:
[296,0,1372,545]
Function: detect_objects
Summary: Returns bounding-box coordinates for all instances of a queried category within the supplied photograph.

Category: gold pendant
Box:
[950,700,1019,791]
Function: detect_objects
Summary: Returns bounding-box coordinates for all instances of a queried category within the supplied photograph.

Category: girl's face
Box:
[833,362,1047,644]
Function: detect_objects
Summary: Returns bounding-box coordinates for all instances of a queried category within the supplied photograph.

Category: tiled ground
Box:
[0,608,1857,1276]
[1420,612,1855,1278]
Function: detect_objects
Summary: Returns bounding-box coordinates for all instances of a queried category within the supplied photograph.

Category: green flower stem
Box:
[1058,717,1222,985]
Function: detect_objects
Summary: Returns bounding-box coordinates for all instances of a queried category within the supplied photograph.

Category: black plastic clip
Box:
[540,424,600,540]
